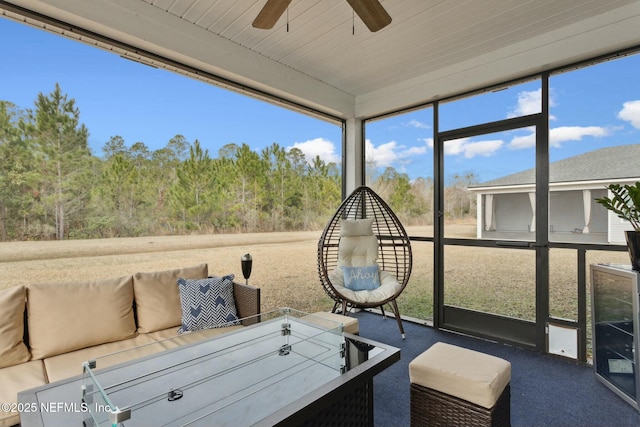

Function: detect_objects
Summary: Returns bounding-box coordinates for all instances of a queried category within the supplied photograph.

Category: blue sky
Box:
[366,57,640,183]
[2,17,639,183]
[1,18,341,164]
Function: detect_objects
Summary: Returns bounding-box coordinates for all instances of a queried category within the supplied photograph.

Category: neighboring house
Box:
[468,144,640,244]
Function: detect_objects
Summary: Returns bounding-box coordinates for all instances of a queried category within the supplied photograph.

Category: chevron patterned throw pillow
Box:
[176,275,240,333]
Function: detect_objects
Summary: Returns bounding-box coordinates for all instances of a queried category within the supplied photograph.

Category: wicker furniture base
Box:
[298,379,372,427]
[410,383,511,427]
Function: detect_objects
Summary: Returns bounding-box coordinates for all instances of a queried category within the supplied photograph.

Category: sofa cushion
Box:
[177,275,240,333]
[0,286,30,368]
[43,334,160,383]
[0,360,47,427]
[27,275,137,360]
[133,264,208,333]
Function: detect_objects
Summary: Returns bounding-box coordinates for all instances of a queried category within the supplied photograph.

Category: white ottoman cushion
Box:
[409,342,511,409]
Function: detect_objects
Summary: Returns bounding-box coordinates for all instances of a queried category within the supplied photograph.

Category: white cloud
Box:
[507,125,611,150]
[509,89,541,117]
[444,138,503,158]
[509,133,536,149]
[288,137,340,165]
[406,145,428,156]
[405,119,430,129]
[422,137,434,148]
[461,140,503,158]
[367,140,398,167]
[618,100,640,129]
[508,89,556,120]
[366,139,428,168]
[550,126,610,147]
[443,138,467,156]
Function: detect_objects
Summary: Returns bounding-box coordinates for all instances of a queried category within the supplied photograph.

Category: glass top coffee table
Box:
[19,308,399,427]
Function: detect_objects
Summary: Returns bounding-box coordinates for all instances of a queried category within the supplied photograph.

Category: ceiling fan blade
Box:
[346,0,392,32]
[252,0,293,29]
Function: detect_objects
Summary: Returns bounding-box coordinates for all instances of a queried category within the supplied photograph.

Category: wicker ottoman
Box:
[409,342,511,427]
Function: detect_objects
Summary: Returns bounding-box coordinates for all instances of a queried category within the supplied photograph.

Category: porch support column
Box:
[582,189,591,234]
[484,194,495,231]
[344,117,364,195]
[529,192,536,232]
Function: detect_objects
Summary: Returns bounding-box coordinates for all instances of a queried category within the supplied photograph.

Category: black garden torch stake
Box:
[241,253,252,285]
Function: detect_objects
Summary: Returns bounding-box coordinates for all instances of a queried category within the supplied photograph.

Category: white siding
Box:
[609,212,635,244]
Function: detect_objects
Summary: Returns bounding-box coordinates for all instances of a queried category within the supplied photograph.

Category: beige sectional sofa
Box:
[0,263,260,427]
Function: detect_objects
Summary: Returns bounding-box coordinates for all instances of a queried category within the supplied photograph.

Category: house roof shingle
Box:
[472,144,640,188]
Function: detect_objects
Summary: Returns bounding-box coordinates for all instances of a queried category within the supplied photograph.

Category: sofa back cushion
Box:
[27,276,136,360]
[0,286,30,368]
[133,264,208,333]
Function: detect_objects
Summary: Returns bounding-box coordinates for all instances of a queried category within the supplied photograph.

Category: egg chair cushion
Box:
[341,218,375,237]
[329,267,402,304]
[342,265,381,291]
[338,234,379,267]
[331,218,402,303]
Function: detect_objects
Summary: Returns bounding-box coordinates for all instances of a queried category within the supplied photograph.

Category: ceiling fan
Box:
[252,0,392,32]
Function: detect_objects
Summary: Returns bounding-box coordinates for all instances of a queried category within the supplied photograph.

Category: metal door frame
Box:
[432,77,550,351]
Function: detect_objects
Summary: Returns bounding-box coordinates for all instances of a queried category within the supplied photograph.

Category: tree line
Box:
[0,84,475,242]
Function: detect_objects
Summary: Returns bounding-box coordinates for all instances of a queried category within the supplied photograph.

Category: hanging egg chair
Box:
[317,186,412,338]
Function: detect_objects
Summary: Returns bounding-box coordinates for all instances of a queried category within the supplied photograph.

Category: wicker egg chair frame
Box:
[317,186,412,338]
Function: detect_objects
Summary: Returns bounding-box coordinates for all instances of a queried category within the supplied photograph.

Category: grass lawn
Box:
[0,226,630,323]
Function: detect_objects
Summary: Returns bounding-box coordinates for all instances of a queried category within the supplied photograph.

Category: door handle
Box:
[495,241,547,248]
[495,241,531,248]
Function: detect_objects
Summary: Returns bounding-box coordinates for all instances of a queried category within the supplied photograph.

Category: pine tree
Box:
[22,84,90,240]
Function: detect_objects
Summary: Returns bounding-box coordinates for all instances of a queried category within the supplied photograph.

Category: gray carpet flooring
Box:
[352,311,640,427]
